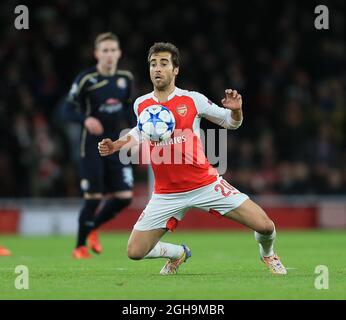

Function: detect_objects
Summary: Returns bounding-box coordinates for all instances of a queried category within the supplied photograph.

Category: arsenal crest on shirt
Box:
[176,104,188,116]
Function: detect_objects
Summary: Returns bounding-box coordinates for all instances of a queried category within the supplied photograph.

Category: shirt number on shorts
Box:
[214,180,240,197]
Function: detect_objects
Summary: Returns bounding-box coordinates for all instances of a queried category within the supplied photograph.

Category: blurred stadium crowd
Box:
[0,0,345,197]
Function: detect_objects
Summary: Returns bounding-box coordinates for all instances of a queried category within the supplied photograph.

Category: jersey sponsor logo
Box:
[149,135,187,147]
[99,98,123,113]
[116,77,127,89]
[176,104,188,116]
[106,98,120,105]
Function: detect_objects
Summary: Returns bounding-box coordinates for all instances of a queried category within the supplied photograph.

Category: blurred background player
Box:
[62,32,136,259]
[98,42,287,275]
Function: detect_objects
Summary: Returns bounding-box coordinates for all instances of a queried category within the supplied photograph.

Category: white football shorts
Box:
[133,176,249,231]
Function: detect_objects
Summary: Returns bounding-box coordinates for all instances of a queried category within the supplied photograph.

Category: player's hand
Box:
[84,117,104,135]
[221,89,242,111]
[98,138,116,156]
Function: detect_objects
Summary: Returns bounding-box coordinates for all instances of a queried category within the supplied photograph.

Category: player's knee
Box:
[127,244,145,260]
[258,218,275,235]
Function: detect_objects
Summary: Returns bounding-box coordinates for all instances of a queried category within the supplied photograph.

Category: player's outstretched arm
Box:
[98,134,138,156]
[194,89,243,130]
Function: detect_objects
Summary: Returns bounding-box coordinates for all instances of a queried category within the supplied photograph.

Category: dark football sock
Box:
[76,199,100,248]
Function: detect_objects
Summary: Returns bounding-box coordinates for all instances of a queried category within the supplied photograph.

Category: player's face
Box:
[95,40,121,69]
[149,52,179,90]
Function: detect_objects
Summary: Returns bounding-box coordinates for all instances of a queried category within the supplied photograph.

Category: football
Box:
[138,105,175,142]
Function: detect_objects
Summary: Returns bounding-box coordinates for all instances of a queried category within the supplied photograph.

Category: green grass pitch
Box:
[0,230,345,300]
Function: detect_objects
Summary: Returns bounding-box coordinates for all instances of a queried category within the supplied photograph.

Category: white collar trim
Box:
[151,87,184,103]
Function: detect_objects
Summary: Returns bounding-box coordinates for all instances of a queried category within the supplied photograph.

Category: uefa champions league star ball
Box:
[138,105,176,142]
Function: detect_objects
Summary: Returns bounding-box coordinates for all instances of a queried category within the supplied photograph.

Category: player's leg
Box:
[224,198,275,255]
[87,164,134,254]
[194,177,286,274]
[92,164,133,229]
[127,228,168,260]
[224,198,287,274]
[225,198,274,233]
[87,191,132,254]
[92,191,133,228]
[128,194,191,275]
[73,143,103,259]
[73,194,102,259]
[127,227,191,275]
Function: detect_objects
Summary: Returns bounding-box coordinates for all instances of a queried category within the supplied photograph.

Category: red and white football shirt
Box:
[130,87,241,194]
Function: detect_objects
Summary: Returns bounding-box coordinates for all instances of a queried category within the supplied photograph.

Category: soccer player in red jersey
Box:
[98,43,287,275]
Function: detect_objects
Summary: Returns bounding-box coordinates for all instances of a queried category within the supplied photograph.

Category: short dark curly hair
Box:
[147,42,180,68]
